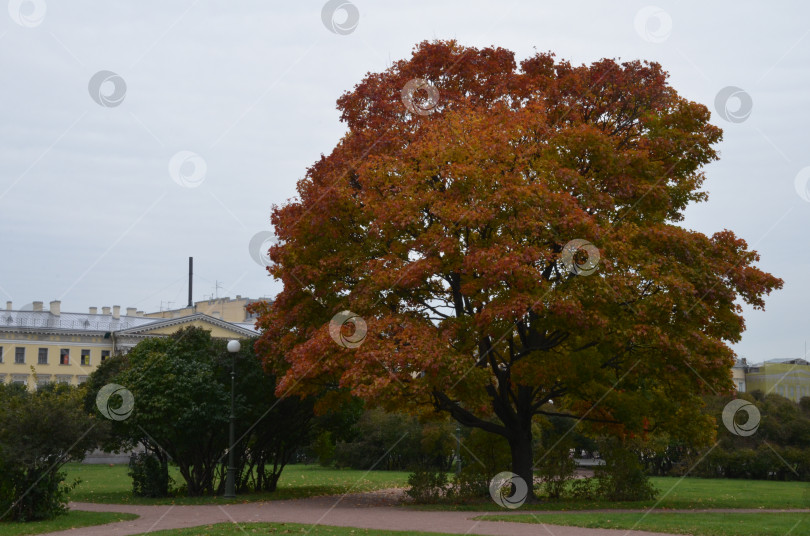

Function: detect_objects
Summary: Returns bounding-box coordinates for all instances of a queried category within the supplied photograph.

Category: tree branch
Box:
[432,390,508,437]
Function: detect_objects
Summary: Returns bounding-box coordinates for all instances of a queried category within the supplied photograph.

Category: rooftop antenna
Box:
[215,280,223,300]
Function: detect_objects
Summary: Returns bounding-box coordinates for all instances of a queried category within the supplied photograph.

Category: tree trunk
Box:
[508,426,535,502]
[266,470,281,492]
[431,389,537,501]
[159,455,170,496]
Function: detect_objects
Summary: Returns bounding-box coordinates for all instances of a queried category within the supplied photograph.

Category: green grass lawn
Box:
[137,522,460,536]
[476,512,810,536]
[64,462,810,514]
[414,476,810,511]
[67,463,410,505]
[0,510,137,536]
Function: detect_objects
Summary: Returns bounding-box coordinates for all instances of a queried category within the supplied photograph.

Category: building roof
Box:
[764,358,810,366]
[1,310,156,333]
[0,310,259,337]
[234,322,259,333]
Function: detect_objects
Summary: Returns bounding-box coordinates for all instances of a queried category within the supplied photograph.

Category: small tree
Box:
[112,329,229,496]
[85,327,317,497]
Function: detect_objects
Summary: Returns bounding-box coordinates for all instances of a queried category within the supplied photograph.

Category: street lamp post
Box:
[455,424,462,478]
[223,339,241,498]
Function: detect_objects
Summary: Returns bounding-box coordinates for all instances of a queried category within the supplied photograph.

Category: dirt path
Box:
[44,489,809,536]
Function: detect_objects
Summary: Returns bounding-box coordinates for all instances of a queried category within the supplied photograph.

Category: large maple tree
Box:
[252,41,782,497]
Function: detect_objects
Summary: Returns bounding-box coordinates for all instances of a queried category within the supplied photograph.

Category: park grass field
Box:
[65,463,810,511]
[476,512,810,536]
[66,463,411,505]
[0,511,137,536]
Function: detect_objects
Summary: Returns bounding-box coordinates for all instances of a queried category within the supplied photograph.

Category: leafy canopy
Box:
[253,41,781,454]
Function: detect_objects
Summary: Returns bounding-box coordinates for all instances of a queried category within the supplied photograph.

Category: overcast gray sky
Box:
[1,1,807,362]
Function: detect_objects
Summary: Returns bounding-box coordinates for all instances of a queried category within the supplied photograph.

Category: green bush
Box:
[450,467,490,500]
[405,467,448,503]
[0,383,99,521]
[128,452,172,497]
[536,443,576,499]
[311,431,335,467]
[332,409,454,471]
[0,465,77,522]
[594,440,657,501]
[451,427,512,500]
[568,477,596,500]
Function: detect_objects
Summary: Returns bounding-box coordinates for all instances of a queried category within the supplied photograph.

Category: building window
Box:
[80,349,90,366]
[15,347,25,364]
[60,349,69,365]
[11,375,27,386]
[101,350,111,362]
[38,348,48,365]
[0,346,3,363]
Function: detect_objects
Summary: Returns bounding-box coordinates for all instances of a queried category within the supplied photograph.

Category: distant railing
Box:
[11,316,134,330]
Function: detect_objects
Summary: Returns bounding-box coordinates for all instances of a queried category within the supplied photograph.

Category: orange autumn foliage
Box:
[251,41,782,492]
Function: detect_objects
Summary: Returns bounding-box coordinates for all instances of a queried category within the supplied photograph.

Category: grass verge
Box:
[412,476,810,511]
[0,511,137,536]
[476,512,810,536]
[137,522,461,535]
[67,463,409,505]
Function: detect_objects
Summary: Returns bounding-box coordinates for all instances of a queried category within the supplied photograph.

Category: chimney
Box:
[89,307,97,314]
[102,306,111,315]
[188,257,193,308]
[112,305,120,320]
[6,301,11,310]
[126,307,137,316]
[136,310,144,317]
[49,300,61,316]
[33,301,43,311]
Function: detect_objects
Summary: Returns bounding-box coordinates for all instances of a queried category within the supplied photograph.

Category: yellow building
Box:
[143,296,261,322]
[732,358,747,392]
[744,359,810,402]
[0,299,258,389]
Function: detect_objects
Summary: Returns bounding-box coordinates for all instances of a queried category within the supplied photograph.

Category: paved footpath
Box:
[44,489,810,536]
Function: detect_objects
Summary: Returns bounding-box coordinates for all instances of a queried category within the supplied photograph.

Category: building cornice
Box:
[0,327,110,338]
[114,312,257,338]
